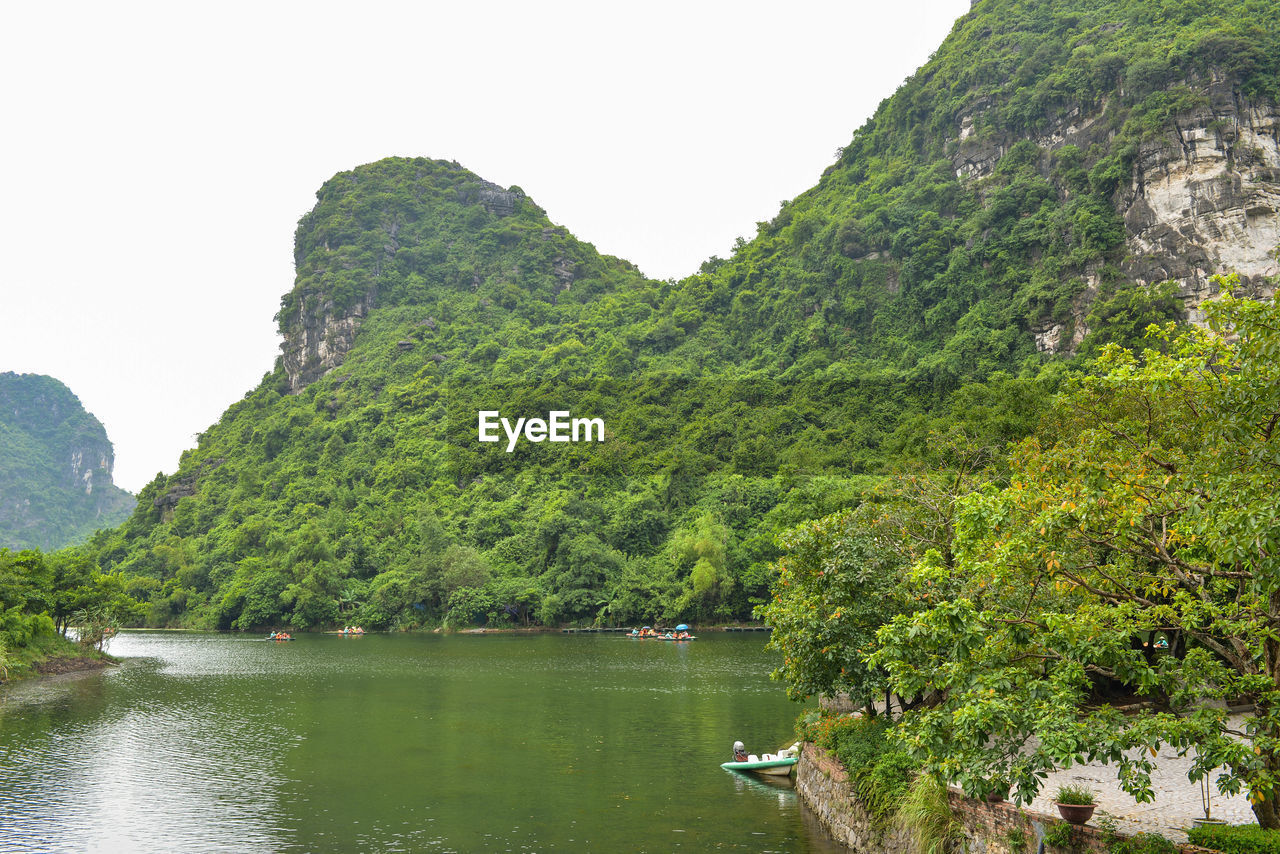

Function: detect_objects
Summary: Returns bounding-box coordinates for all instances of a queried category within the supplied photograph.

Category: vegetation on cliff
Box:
[59,0,1280,635]
[0,373,135,551]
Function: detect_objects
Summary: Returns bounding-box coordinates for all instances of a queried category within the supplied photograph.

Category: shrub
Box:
[797,712,921,822]
[1186,824,1280,854]
[1108,833,1177,854]
[1044,821,1074,851]
[896,775,960,854]
[860,750,918,822]
[831,716,890,773]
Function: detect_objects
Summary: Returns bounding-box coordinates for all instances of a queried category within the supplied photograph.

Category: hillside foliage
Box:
[53,0,1280,633]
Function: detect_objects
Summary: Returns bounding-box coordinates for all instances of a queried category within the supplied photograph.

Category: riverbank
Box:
[796,741,1245,853]
[126,622,774,634]
[0,633,115,686]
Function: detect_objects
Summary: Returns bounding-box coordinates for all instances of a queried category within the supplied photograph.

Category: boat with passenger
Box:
[628,624,695,640]
[720,741,800,776]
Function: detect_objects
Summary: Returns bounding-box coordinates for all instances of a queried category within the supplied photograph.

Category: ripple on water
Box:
[0,631,834,853]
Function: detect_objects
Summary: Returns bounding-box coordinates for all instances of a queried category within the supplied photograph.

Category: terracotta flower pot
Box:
[1055,803,1096,825]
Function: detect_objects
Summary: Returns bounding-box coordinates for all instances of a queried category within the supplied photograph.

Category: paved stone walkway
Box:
[1024,715,1253,842]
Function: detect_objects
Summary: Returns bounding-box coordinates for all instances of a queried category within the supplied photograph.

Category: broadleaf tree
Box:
[870,283,1280,826]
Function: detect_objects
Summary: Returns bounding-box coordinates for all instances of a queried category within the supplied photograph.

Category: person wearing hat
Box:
[732,741,748,762]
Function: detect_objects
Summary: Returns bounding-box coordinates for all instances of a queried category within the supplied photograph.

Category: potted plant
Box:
[1054,784,1097,825]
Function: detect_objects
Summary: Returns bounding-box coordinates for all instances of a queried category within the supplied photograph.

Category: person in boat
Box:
[733,741,748,762]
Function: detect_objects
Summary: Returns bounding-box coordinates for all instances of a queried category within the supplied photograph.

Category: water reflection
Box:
[0,632,843,852]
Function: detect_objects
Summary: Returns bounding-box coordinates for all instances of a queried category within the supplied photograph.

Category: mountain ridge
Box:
[89,0,1280,630]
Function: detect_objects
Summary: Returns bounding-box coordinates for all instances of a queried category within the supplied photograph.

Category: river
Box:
[0,631,843,852]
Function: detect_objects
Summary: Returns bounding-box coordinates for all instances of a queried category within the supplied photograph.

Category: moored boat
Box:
[721,742,801,776]
[720,755,797,776]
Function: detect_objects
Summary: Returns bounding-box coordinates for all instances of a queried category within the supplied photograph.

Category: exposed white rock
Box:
[1121,97,1280,313]
[279,289,375,394]
[953,77,1279,355]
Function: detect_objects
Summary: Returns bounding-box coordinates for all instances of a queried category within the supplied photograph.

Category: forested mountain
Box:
[88,0,1279,630]
[0,373,135,550]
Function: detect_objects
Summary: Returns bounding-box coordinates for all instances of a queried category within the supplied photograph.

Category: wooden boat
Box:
[720,755,797,776]
[628,629,695,640]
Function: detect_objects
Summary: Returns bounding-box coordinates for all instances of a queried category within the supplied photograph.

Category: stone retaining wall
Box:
[796,743,1187,854]
[796,742,914,851]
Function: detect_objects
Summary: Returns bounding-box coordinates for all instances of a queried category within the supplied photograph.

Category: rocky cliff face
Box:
[277,170,527,394]
[279,286,376,394]
[954,76,1280,354]
[1119,78,1280,320]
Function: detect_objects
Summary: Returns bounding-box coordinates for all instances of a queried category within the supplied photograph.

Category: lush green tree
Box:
[761,426,1013,709]
[0,547,141,658]
[758,505,909,707]
[872,288,1280,825]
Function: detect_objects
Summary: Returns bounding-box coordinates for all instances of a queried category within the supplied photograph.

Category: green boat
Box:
[720,756,797,776]
[720,743,801,776]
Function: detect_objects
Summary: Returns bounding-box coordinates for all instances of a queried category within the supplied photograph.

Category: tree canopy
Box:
[860,285,1280,826]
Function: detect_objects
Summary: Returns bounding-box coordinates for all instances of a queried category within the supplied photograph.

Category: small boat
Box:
[721,755,797,776]
[267,632,294,641]
[721,743,801,776]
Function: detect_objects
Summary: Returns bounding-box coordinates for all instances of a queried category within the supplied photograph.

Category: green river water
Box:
[0,631,844,852]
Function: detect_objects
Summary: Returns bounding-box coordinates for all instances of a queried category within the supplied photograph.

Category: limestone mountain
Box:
[92,0,1279,630]
[0,373,135,550]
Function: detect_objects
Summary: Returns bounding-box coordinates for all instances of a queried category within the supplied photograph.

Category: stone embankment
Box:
[797,743,1229,854]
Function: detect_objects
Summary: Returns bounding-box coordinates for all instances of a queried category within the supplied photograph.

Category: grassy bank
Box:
[0,632,115,685]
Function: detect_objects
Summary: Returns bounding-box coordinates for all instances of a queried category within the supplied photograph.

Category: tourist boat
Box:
[721,743,801,776]
[628,624,695,640]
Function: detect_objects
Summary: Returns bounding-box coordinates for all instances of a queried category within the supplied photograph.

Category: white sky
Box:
[0,0,970,494]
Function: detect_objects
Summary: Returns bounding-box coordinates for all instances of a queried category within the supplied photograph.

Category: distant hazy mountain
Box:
[0,373,135,550]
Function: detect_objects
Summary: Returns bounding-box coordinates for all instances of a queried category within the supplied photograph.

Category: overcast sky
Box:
[1,0,970,494]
